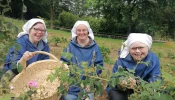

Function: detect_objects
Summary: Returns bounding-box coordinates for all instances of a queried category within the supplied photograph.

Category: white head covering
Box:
[17,18,48,43]
[120,33,152,58]
[71,21,94,40]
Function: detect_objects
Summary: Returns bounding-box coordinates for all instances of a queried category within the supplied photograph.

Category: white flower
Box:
[64,64,69,69]
[10,86,14,90]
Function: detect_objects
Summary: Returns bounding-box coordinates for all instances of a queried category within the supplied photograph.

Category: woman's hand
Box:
[18,51,35,67]
[21,51,35,61]
[116,80,128,90]
[117,76,137,90]
[128,76,136,88]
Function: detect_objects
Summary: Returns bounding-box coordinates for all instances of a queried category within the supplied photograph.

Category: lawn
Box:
[6,17,174,71]
[3,17,175,100]
[46,28,175,100]
[47,28,175,72]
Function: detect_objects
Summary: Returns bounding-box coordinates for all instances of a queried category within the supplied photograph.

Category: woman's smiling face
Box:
[29,22,46,45]
[76,24,89,40]
[129,41,149,61]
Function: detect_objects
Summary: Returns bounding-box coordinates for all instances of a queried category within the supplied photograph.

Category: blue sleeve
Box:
[94,45,104,75]
[3,46,22,72]
[3,38,26,73]
[3,39,50,73]
[112,57,123,73]
[3,47,15,71]
[112,50,123,73]
[148,58,161,82]
[42,43,50,60]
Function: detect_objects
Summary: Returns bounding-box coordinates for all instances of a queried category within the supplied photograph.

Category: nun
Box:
[3,18,50,76]
[107,33,161,100]
[60,20,104,100]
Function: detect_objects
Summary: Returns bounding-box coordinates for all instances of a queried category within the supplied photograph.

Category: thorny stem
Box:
[60,69,109,82]
[57,88,66,94]
[75,71,109,82]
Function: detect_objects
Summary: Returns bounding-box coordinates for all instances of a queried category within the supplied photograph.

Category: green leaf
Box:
[96,65,103,70]
[0,19,2,26]
[27,90,34,97]
[81,61,88,68]
[110,78,118,87]
[127,68,135,74]
[0,94,15,100]
[60,71,69,82]
[4,22,12,29]
[58,83,67,94]
[12,63,17,69]
[61,52,73,61]
[2,8,11,14]
[138,61,150,66]
[68,77,77,85]
[0,31,5,39]
[117,66,124,72]
[47,74,55,82]
[140,91,150,97]
[17,63,23,73]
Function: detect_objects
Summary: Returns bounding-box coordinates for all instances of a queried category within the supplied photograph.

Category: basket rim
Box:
[11,59,60,83]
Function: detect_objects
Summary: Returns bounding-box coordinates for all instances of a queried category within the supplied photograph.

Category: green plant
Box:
[58,11,79,29]
[47,52,110,99]
[0,0,21,99]
[99,46,112,63]
[15,80,52,100]
[50,37,68,46]
[82,16,105,33]
[167,52,175,59]
[0,0,19,65]
[15,81,38,100]
[47,53,175,100]
[156,52,163,58]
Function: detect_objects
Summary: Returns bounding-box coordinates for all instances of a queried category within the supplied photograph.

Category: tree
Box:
[156,0,175,39]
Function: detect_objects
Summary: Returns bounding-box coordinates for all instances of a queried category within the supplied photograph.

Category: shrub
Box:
[82,16,105,33]
[58,11,79,29]
[49,37,68,46]
[99,46,111,63]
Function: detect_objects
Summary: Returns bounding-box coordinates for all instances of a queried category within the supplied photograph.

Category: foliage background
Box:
[1,0,175,99]
[0,17,175,100]
[1,0,175,40]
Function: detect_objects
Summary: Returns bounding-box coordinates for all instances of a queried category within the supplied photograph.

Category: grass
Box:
[47,28,175,71]
[3,17,175,72]
[5,17,25,31]
[46,29,175,100]
[3,17,175,100]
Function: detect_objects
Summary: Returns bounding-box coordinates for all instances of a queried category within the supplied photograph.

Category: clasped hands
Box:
[117,76,137,90]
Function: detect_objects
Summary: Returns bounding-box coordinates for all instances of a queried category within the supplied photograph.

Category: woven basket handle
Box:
[20,51,58,71]
[32,51,59,61]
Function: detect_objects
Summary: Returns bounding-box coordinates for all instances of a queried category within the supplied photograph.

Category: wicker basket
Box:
[10,51,62,100]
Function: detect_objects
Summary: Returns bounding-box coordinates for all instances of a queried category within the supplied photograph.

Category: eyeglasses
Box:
[130,46,147,51]
[76,29,88,33]
[32,28,46,33]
